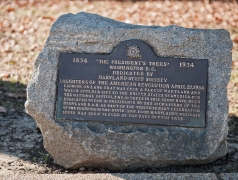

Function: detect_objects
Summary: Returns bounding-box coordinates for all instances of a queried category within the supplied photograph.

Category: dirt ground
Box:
[0,0,238,175]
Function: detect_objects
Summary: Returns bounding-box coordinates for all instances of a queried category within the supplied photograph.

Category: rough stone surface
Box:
[219,173,238,180]
[25,12,232,170]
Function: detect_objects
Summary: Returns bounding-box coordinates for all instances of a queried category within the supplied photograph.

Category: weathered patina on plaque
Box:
[56,39,208,127]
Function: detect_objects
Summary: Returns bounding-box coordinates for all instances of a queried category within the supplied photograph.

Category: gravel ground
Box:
[0,111,238,175]
[0,173,225,180]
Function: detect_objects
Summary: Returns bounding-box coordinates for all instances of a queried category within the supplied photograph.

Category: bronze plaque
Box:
[56,40,208,127]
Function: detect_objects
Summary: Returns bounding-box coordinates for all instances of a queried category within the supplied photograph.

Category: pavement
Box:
[1,173,238,180]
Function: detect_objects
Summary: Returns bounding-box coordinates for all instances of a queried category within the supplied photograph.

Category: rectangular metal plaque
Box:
[56,40,208,127]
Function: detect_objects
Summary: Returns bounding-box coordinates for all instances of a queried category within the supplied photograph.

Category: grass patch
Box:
[228,114,238,135]
[0,79,26,112]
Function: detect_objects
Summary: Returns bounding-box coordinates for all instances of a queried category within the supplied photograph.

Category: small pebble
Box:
[37,167,46,174]
[79,167,85,171]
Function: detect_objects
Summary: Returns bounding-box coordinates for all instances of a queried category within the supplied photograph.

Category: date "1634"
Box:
[73,58,88,63]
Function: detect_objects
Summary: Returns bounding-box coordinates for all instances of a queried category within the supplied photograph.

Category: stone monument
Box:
[25,12,232,170]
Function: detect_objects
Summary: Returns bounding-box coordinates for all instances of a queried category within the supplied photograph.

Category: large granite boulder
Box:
[25,12,232,170]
